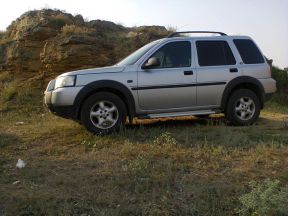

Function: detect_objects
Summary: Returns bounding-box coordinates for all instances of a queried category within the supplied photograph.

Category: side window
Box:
[233,39,264,64]
[149,41,191,68]
[196,41,236,66]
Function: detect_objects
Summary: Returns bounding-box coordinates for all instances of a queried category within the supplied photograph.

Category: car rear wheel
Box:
[225,89,260,126]
[81,92,127,134]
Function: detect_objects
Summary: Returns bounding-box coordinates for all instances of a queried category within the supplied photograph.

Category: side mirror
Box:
[142,57,160,69]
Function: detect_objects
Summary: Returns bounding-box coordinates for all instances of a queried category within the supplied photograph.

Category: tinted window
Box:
[196,41,236,66]
[149,41,191,68]
[233,39,264,64]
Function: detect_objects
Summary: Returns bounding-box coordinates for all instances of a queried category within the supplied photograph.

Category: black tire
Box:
[225,89,260,126]
[81,92,127,134]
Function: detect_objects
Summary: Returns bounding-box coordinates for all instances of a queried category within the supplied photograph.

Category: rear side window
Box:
[196,41,236,66]
[233,39,264,64]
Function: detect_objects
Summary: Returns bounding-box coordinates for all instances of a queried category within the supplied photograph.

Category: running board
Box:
[139,110,217,119]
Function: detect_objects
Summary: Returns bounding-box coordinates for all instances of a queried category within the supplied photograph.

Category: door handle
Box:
[184,70,193,75]
[229,68,238,73]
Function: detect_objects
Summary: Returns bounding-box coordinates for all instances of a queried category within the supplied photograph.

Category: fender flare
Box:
[221,76,265,109]
[74,80,136,119]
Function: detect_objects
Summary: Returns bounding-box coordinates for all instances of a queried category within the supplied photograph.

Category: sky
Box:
[0,0,287,68]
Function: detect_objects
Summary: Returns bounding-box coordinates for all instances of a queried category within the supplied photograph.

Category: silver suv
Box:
[44,31,276,134]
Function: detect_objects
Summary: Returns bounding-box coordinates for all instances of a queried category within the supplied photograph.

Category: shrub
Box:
[49,13,73,28]
[272,66,288,89]
[270,92,288,106]
[237,179,288,216]
[61,24,94,35]
[0,30,6,40]
[0,71,11,83]
[0,81,17,102]
[153,131,177,146]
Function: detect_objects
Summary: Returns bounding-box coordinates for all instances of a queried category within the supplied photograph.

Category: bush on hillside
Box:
[272,66,288,89]
[61,24,95,35]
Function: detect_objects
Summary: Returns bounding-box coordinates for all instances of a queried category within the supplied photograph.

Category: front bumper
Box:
[44,79,82,120]
[45,102,77,119]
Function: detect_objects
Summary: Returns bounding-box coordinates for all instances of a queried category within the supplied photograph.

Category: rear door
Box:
[137,40,196,111]
[194,39,240,106]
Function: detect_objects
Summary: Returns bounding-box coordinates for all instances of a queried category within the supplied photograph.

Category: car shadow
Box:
[126,115,228,130]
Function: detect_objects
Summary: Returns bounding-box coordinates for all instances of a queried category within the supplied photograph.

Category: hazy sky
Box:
[0,0,287,68]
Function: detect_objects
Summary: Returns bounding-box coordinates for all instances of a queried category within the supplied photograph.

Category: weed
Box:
[123,155,150,178]
[153,131,177,146]
[282,118,288,129]
[272,66,288,90]
[48,14,73,28]
[237,179,288,216]
[61,24,94,35]
[0,71,12,83]
[0,132,20,148]
[0,81,17,102]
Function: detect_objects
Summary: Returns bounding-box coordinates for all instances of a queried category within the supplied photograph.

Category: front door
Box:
[137,41,196,111]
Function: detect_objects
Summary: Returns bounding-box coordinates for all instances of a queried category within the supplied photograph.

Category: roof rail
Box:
[168,31,227,38]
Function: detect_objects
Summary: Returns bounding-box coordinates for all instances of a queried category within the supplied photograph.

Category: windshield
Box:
[116,40,162,66]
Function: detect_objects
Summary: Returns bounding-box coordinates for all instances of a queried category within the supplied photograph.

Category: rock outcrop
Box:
[0,9,169,82]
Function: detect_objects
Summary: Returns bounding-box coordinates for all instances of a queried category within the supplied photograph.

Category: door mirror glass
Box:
[142,57,160,69]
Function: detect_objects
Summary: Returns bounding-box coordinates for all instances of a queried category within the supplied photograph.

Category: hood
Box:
[59,65,125,76]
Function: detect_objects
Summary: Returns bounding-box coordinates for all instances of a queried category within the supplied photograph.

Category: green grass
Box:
[0,95,288,215]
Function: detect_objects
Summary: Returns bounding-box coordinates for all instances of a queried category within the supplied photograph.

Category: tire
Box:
[81,92,127,134]
[225,89,260,126]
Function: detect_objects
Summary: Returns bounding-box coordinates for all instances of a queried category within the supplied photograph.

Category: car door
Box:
[137,40,196,111]
[194,39,241,107]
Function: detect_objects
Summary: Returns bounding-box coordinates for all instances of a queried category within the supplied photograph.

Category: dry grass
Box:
[0,99,288,215]
[0,71,12,83]
[61,24,95,35]
[0,81,17,102]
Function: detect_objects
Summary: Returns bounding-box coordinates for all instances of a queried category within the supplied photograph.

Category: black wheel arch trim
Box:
[221,76,265,110]
[73,80,135,120]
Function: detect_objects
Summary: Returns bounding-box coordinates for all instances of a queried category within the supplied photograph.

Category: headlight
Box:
[54,76,76,89]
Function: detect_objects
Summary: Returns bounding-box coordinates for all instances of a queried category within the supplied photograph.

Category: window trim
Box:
[195,40,236,67]
[141,40,192,69]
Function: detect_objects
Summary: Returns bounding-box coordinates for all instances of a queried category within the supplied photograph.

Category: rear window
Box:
[233,39,264,64]
[196,41,236,66]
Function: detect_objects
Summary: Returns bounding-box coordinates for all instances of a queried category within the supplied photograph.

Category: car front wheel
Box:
[81,92,127,134]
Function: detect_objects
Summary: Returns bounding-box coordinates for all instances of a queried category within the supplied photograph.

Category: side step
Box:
[139,110,217,119]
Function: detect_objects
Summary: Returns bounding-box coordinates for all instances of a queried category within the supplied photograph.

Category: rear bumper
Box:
[259,78,277,95]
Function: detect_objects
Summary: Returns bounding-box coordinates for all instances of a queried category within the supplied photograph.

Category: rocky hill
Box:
[0,9,169,83]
